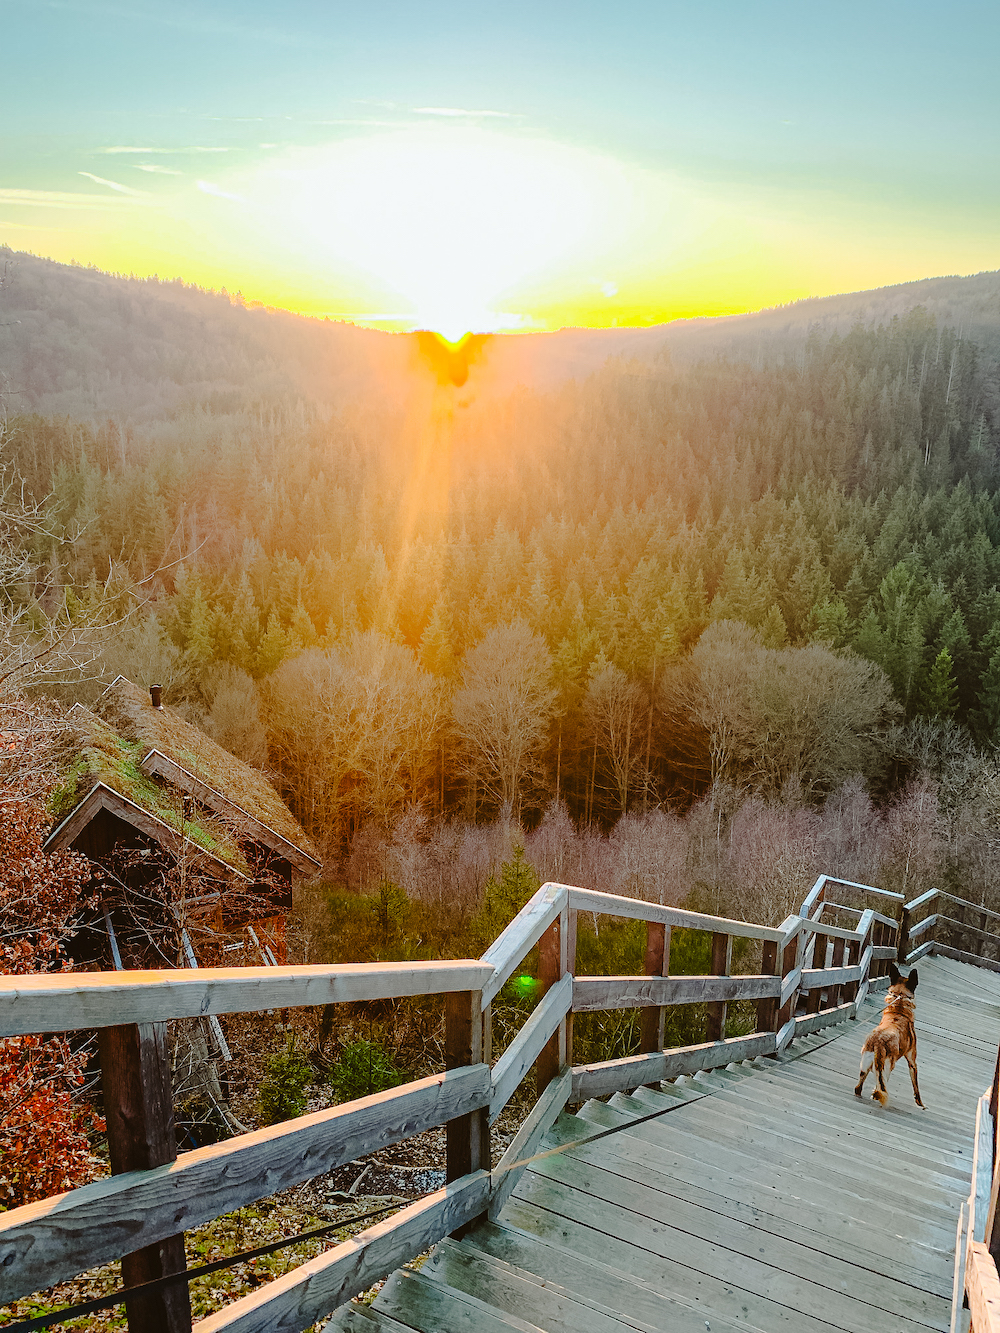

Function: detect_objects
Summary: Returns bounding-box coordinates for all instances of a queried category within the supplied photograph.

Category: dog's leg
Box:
[855,1046,874,1097]
[872,1044,888,1106]
[905,1052,925,1109]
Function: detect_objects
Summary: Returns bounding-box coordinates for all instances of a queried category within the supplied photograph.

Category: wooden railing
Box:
[952,1051,1000,1332]
[900,889,1000,1332]
[900,887,1000,973]
[0,872,902,1333]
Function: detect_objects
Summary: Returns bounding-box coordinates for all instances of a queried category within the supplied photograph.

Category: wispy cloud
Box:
[134,164,183,175]
[99,145,231,154]
[0,189,137,209]
[413,107,519,119]
[78,171,145,195]
[196,180,245,202]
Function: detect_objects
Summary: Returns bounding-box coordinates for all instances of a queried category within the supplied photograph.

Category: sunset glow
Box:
[2,3,998,336]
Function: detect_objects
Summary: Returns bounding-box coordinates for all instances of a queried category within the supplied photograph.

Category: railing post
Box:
[99,1022,192,1333]
[565,906,577,1071]
[445,988,489,1191]
[536,910,566,1096]
[830,936,845,1008]
[843,935,861,1003]
[757,938,778,1034]
[641,922,671,1086]
[774,925,800,1039]
[806,932,826,1014]
[897,905,911,963]
[706,931,732,1042]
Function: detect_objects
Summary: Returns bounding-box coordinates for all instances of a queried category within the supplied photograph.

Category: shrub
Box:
[257,1037,313,1125]
[333,1040,403,1101]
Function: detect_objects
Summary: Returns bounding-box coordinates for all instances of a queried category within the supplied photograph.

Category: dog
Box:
[854,963,924,1108]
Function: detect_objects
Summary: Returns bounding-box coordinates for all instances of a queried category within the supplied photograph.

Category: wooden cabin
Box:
[44,676,320,969]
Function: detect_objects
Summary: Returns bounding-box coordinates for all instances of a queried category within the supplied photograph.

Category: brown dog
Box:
[854,963,924,1108]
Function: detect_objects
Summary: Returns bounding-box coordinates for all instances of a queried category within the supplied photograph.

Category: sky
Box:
[2,0,999,337]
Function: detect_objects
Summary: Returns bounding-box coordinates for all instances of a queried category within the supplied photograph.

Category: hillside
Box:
[3,245,1000,422]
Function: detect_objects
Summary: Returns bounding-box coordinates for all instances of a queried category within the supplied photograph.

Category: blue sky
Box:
[3,1,998,330]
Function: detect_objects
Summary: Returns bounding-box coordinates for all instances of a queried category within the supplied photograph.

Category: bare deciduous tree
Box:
[584,662,650,815]
[451,620,556,816]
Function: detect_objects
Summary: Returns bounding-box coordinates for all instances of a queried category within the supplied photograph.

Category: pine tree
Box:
[920,647,959,718]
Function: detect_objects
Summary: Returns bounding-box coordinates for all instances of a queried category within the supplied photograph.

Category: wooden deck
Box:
[335,954,1000,1333]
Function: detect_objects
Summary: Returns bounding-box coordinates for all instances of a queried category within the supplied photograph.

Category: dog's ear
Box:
[907,969,918,992]
[889,962,902,986]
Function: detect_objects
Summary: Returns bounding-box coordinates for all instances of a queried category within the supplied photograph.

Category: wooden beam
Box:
[190,1172,492,1333]
[791,1001,856,1039]
[572,972,779,1012]
[490,974,573,1123]
[639,922,669,1058]
[756,939,779,1035]
[489,1068,572,1221]
[932,944,1000,974]
[479,883,565,1008]
[567,886,785,942]
[966,1241,1000,1333]
[571,1031,777,1099]
[798,962,864,992]
[0,1065,490,1305]
[535,913,564,1097]
[0,960,494,1037]
[99,1022,191,1333]
[705,932,732,1042]
[444,993,489,1204]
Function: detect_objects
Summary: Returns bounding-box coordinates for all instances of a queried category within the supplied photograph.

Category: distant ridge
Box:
[2,246,999,423]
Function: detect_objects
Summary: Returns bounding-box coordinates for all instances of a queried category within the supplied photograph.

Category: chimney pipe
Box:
[150,684,163,710]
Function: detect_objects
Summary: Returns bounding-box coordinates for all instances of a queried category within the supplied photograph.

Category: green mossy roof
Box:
[51,704,248,869]
[93,677,315,860]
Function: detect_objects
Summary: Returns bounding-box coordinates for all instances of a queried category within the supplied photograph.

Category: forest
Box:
[5,253,1000,939]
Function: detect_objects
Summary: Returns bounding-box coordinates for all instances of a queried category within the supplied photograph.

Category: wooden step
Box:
[573,1098,960,1240]
[373,1266,548,1332]
[521,1118,954,1295]
[625,1083,971,1192]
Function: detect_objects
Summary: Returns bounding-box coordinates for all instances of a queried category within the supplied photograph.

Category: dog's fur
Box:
[854,963,924,1107]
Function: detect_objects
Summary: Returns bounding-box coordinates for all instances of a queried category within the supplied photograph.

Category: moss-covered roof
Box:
[51,704,249,870]
[92,677,317,865]
[46,677,317,877]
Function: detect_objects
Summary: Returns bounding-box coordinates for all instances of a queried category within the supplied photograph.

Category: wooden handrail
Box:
[1,870,904,1333]
[0,961,494,1038]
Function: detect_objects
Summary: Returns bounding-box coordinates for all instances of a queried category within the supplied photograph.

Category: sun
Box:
[237,126,686,337]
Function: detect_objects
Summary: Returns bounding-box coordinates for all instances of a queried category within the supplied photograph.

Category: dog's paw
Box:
[916,1100,926,1109]
[853,1086,862,1098]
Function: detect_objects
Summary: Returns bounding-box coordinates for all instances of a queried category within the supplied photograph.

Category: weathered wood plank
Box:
[445,993,489,1201]
[798,962,863,991]
[572,972,779,1012]
[571,1031,776,1099]
[0,960,494,1037]
[791,1000,860,1039]
[535,914,564,1096]
[934,944,1000,973]
[567,886,785,942]
[968,1241,1000,1333]
[490,973,573,1122]
[489,1068,572,1220]
[191,1172,492,1333]
[100,1021,191,1333]
[0,1065,489,1305]
[479,883,566,1009]
[973,1089,994,1245]
[908,912,941,941]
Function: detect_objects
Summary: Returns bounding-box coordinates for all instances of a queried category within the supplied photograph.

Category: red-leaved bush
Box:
[0,795,103,1209]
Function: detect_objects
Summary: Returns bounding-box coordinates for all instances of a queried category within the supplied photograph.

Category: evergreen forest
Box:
[6,250,1000,933]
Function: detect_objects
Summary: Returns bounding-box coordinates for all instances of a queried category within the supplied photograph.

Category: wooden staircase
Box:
[335,952,1000,1333]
